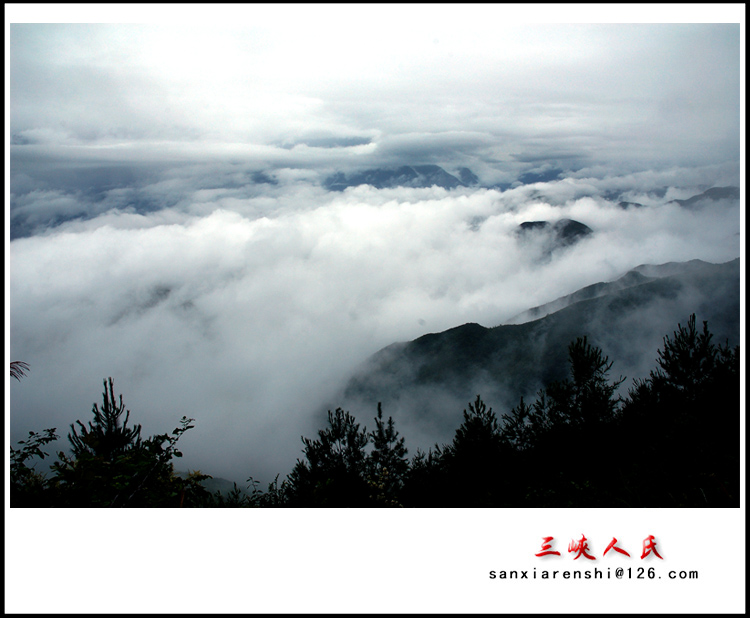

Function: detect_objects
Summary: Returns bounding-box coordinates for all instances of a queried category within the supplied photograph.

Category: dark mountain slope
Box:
[337,258,739,447]
[671,186,740,209]
[508,269,654,324]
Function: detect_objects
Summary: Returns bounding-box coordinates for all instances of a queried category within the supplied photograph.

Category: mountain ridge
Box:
[324,165,467,191]
[670,186,740,209]
[335,257,740,447]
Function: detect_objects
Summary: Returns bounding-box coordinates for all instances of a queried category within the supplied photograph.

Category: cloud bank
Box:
[7,10,742,485]
[10,18,740,178]
[9,165,741,483]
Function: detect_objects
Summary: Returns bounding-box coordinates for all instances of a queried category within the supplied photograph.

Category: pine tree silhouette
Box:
[68,377,143,462]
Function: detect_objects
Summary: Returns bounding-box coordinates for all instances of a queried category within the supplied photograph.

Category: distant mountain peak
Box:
[516,218,593,253]
[458,167,480,186]
[323,165,473,191]
[671,186,740,209]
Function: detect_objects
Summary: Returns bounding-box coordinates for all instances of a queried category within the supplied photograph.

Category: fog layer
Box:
[9,166,741,482]
[8,14,742,484]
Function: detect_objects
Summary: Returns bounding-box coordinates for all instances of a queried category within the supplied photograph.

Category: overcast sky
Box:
[9,8,741,178]
[6,6,743,486]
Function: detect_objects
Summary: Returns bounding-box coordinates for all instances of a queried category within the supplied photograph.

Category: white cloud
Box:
[8,169,741,482]
[7,7,742,485]
[10,19,740,172]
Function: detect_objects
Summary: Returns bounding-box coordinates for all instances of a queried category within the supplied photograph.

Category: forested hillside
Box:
[10,314,740,507]
[337,258,739,448]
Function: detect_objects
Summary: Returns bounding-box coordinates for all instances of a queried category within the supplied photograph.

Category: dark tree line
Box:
[10,314,740,507]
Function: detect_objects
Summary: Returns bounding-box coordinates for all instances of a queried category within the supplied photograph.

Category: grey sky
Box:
[9,12,741,178]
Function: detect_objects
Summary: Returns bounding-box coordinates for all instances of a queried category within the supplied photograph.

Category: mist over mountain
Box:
[6,15,743,617]
[9,168,741,485]
[515,218,594,256]
[337,257,740,453]
[457,167,480,187]
[517,168,564,185]
[324,165,468,191]
[670,186,741,210]
[322,164,566,192]
[8,17,741,489]
[9,149,740,240]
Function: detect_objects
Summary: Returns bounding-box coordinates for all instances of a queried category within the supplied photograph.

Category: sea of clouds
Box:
[8,161,741,484]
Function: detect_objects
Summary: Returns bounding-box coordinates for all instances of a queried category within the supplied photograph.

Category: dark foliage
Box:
[616,315,740,506]
[11,378,212,507]
[10,314,739,507]
[281,407,371,506]
[68,377,144,464]
[10,428,60,507]
[10,360,30,381]
[367,403,409,505]
[277,403,410,507]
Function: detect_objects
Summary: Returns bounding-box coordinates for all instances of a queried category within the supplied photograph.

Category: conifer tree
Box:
[620,314,739,506]
[497,338,626,506]
[435,395,510,506]
[501,396,534,450]
[451,395,502,456]
[51,378,205,507]
[68,377,143,462]
[284,408,370,506]
[652,314,720,401]
[549,336,625,427]
[368,403,408,477]
[367,403,408,505]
